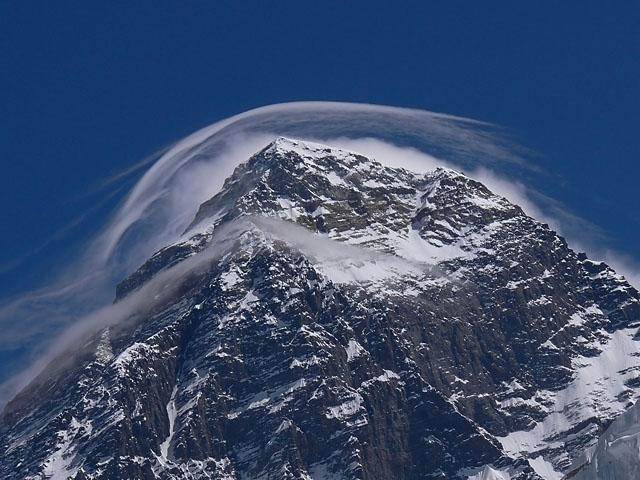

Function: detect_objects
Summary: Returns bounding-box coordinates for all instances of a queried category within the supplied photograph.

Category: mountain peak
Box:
[123,139,528,299]
[266,135,356,157]
[6,138,639,480]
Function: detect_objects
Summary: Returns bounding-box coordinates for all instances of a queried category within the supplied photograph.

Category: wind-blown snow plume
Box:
[0,101,636,408]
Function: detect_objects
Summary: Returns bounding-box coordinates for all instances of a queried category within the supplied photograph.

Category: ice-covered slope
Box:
[1,138,639,480]
[565,399,640,479]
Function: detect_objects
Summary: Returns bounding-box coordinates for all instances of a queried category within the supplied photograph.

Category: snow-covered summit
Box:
[119,136,524,299]
[265,136,364,161]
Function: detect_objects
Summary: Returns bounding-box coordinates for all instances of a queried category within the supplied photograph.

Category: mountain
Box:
[1,137,639,480]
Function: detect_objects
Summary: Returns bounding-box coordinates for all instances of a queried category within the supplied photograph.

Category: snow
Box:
[228,377,309,419]
[567,304,603,327]
[275,419,293,434]
[40,428,76,480]
[325,171,348,187]
[311,205,327,218]
[158,385,178,462]
[94,329,114,364]
[308,460,336,480]
[237,290,259,311]
[268,137,361,164]
[220,269,242,290]
[501,379,526,396]
[326,393,364,420]
[394,226,467,264]
[113,341,161,376]
[277,197,305,221]
[153,456,236,480]
[290,355,323,369]
[529,456,562,480]
[467,193,510,211]
[360,370,401,388]
[362,178,385,188]
[466,465,511,480]
[317,254,418,286]
[38,416,93,480]
[345,339,366,362]
[540,339,559,350]
[528,295,551,306]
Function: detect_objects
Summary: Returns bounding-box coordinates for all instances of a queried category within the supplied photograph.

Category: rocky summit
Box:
[1,138,639,480]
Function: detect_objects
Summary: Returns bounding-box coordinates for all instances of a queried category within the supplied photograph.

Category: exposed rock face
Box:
[1,138,639,480]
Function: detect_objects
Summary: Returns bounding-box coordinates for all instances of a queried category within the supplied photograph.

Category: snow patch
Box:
[94,329,113,364]
[395,226,467,264]
[325,171,348,187]
[466,465,511,480]
[345,339,366,362]
[529,456,562,480]
[158,386,178,463]
[326,393,364,420]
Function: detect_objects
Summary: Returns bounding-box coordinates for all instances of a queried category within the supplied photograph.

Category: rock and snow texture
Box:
[1,137,639,479]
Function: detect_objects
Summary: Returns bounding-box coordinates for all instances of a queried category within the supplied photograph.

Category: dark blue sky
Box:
[0,2,638,298]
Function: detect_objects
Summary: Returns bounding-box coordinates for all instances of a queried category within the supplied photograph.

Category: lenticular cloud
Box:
[0,101,619,407]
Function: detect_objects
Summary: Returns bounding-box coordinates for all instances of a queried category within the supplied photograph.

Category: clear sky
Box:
[0,1,638,300]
